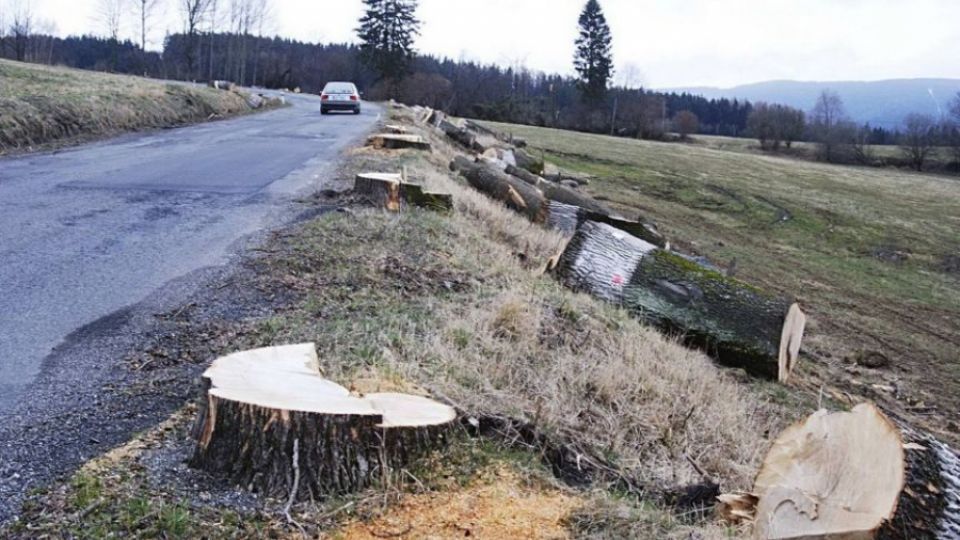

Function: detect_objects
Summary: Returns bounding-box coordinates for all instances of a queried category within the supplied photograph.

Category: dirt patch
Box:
[336,466,581,540]
[871,244,911,264]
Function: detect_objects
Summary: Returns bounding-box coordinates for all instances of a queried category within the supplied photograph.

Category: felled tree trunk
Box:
[450,156,548,223]
[367,134,431,151]
[554,220,805,381]
[733,403,960,540]
[546,201,667,248]
[505,164,544,187]
[354,173,453,212]
[439,119,485,153]
[191,344,456,499]
[514,147,544,175]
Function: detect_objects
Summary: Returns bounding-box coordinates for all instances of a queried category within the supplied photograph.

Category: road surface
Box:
[0,93,380,521]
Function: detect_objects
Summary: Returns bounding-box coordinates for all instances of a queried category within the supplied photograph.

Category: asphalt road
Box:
[0,94,378,414]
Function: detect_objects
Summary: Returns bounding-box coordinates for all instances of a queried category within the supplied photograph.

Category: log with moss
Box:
[720,403,960,539]
[354,173,453,212]
[554,220,805,381]
[450,156,548,222]
[191,344,456,499]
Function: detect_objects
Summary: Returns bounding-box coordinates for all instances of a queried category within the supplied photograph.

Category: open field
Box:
[0,59,265,155]
[689,132,958,172]
[485,120,960,442]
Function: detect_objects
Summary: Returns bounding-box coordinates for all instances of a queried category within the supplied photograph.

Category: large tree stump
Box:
[191,344,456,499]
[554,220,805,381]
[450,156,548,223]
[546,201,667,248]
[354,173,453,212]
[727,403,960,539]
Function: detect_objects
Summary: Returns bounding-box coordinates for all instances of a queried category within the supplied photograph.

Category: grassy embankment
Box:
[4,105,805,539]
[0,59,271,155]
[484,120,960,443]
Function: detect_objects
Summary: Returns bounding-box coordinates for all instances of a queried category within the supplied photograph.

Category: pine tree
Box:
[356,0,421,83]
[573,0,613,103]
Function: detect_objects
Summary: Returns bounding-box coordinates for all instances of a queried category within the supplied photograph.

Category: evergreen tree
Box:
[356,0,420,82]
[573,0,613,103]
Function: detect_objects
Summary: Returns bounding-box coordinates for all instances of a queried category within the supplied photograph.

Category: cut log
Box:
[191,344,456,499]
[554,220,805,381]
[539,182,611,215]
[354,173,453,212]
[514,148,544,175]
[545,201,667,248]
[439,119,485,153]
[450,156,548,223]
[245,93,264,109]
[383,124,408,134]
[427,109,445,127]
[505,164,546,187]
[367,134,432,151]
[208,80,235,91]
[740,403,960,540]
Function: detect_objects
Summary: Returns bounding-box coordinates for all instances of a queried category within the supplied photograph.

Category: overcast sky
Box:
[22,0,960,88]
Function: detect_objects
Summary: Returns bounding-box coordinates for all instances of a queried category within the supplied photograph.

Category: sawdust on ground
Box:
[332,466,583,539]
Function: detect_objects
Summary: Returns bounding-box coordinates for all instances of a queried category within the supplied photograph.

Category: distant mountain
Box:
[661,79,960,130]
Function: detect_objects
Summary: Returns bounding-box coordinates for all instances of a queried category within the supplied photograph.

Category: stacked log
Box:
[554,220,805,381]
[720,403,960,539]
[191,344,456,499]
[450,156,548,222]
[354,173,453,212]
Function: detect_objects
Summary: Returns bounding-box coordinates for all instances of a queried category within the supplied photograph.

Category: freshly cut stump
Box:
[555,220,805,381]
[367,134,431,151]
[750,403,960,539]
[354,173,453,212]
[191,344,456,499]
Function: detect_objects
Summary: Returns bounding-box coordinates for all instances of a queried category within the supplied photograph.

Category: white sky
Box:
[20,0,960,88]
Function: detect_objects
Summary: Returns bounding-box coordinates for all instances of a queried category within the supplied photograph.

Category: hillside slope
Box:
[0,59,271,155]
[664,78,960,129]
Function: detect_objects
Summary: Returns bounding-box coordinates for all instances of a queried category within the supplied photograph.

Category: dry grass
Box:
[482,119,960,444]
[0,59,260,154]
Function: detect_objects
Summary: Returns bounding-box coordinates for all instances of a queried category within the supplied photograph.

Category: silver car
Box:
[320,82,361,115]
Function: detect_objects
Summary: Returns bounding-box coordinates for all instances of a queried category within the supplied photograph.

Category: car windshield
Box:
[323,83,355,94]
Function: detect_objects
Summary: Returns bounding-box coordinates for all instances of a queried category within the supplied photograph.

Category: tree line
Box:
[1,0,956,172]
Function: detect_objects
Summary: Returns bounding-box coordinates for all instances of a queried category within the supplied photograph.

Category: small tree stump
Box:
[354,173,453,212]
[191,344,456,499]
[367,134,432,151]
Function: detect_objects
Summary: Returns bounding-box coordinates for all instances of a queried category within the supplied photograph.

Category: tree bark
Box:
[354,173,453,212]
[439,119,485,153]
[190,344,456,499]
[554,220,805,381]
[450,156,548,223]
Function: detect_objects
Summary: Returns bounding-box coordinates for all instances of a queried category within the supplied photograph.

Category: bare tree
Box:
[180,0,212,78]
[851,124,876,165]
[98,0,124,40]
[130,0,162,52]
[748,102,805,151]
[673,110,699,140]
[948,93,960,173]
[8,0,34,62]
[899,113,937,172]
[811,90,853,162]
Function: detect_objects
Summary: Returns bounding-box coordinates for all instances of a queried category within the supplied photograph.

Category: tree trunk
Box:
[554,220,805,381]
[546,201,667,248]
[736,403,960,540]
[354,173,453,212]
[450,156,548,223]
[439,119,485,153]
[191,344,456,499]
